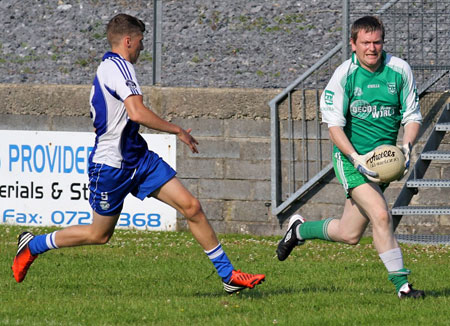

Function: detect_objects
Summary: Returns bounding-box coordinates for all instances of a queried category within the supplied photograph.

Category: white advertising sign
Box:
[0,130,176,231]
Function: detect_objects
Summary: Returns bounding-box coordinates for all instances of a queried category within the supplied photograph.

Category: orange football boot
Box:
[223,269,265,294]
[12,232,38,283]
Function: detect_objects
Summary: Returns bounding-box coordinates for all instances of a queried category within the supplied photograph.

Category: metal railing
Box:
[269,46,341,219]
[152,0,162,85]
[270,0,450,224]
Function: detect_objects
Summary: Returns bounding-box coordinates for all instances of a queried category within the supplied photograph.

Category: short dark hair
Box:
[351,16,385,42]
[106,13,145,47]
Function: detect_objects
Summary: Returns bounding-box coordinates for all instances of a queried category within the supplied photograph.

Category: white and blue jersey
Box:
[87,52,176,215]
[89,51,148,169]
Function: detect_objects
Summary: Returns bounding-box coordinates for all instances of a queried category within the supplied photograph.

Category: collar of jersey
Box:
[352,51,387,75]
[102,51,125,62]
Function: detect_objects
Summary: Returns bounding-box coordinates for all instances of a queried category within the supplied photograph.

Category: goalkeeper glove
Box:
[347,151,380,183]
[398,142,412,177]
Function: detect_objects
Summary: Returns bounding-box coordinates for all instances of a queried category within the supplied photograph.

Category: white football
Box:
[365,145,406,183]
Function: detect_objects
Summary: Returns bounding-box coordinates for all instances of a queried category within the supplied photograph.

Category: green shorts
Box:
[332,147,389,198]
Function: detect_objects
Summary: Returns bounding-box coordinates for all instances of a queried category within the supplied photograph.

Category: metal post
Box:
[270,101,282,214]
[407,0,411,62]
[152,0,162,85]
[435,0,438,64]
[342,0,350,61]
[288,92,295,195]
[315,89,321,174]
[301,88,308,183]
[421,0,424,64]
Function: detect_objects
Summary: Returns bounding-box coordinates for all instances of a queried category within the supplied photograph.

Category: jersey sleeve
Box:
[320,60,350,128]
[103,59,142,102]
[399,60,422,125]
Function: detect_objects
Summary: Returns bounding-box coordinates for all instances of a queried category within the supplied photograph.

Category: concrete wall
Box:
[1,84,449,236]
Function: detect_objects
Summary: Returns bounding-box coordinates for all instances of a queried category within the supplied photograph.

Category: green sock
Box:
[388,268,410,292]
[298,218,335,241]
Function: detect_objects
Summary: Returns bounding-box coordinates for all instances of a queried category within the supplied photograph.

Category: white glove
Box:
[347,151,380,183]
[399,143,412,177]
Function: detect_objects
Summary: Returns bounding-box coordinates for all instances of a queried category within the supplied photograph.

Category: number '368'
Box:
[118,213,161,227]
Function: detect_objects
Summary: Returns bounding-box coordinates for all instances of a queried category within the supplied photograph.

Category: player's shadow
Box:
[193,285,449,299]
[421,288,450,297]
[194,285,344,299]
[192,287,299,299]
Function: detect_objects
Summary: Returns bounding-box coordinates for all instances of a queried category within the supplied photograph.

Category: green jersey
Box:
[320,51,422,155]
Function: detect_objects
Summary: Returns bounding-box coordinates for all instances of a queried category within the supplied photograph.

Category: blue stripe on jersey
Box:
[105,84,122,101]
[110,57,131,79]
[102,53,139,95]
[91,76,107,136]
[109,58,139,95]
[117,58,132,79]
[120,120,147,168]
[118,58,133,80]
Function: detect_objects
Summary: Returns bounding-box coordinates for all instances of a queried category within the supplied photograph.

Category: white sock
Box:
[399,283,410,293]
[46,231,59,249]
[379,247,404,272]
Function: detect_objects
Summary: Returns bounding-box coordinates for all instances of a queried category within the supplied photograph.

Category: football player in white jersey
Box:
[12,13,264,294]
[277,16,424,299]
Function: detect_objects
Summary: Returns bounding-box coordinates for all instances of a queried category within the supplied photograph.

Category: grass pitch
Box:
[1,224,449,326]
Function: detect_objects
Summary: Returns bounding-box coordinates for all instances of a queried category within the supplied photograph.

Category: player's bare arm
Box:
[124,94,199,153]
[328,126,356,156]
[402,121,420,147]
[329,126,379,181]
[399,121,421,171]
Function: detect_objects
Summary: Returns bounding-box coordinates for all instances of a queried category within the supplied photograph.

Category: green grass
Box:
[1,225,449,326]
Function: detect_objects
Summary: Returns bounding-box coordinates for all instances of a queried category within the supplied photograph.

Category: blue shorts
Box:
[88,150,176,216]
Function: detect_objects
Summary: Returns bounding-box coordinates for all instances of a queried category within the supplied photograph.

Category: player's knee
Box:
[89,231,113,245]
[183,198,203,221]
[341,234,361,245]
[371,210,391,228]
[96,234,111,244]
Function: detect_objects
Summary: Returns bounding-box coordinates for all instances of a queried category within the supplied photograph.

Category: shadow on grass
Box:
[190,286,301,299]
[191,289,269,299]
[190,284,371,299]
[422,288,450,298]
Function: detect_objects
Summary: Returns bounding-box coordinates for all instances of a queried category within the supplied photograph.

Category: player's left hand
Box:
[178,128,199,153]
[398,142,412,177]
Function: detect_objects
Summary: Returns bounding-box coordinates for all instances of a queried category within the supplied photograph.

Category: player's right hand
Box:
[347,151,381,183]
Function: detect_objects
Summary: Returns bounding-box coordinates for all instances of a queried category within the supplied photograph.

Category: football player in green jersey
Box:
[277,16,424,299]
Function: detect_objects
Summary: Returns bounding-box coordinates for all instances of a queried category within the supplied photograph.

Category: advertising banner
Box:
[0,130,176,231]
